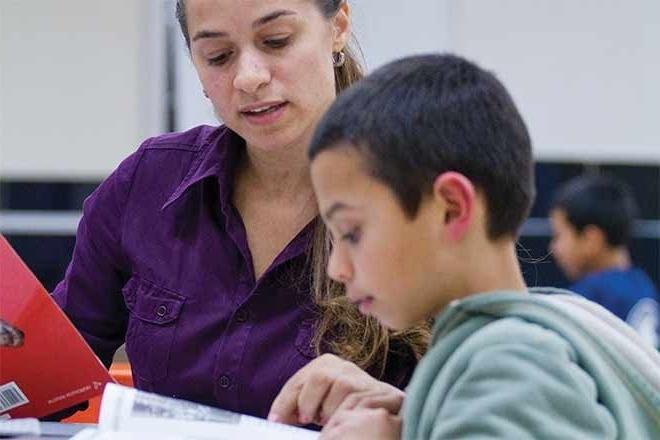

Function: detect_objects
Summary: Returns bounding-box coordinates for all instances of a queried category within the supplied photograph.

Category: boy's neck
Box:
[461,238,527,296]
[583,247,630,275]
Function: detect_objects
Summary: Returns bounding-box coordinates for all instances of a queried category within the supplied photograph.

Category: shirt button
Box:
[156,305,168,318]
[218,375,231,389]
[235,309,249,323]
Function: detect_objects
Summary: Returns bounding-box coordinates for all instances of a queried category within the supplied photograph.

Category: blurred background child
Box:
[550,174,659,348]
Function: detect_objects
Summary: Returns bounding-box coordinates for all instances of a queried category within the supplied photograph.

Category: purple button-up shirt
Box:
[53,126,415,418]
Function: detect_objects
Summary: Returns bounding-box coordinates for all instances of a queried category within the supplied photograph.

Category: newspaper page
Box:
[74,383,319,440]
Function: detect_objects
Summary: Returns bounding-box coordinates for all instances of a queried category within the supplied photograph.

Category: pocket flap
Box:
[123,276,185,325]
[295,318,317,358]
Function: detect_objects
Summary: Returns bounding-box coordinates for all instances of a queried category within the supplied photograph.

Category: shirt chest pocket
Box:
[279,319,317,384]
[122,276,186,382]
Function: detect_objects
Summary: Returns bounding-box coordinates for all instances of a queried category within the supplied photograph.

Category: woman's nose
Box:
[233,52,271,94]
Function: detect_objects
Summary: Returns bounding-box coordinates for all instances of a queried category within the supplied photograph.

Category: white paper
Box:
[0,417,41,436]
[95,384,318,440]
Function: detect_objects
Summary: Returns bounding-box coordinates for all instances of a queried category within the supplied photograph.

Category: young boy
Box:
[268,54,660,438]
[550,174,659,348]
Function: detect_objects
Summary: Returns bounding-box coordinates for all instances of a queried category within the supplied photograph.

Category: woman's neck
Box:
[239,139,314,202]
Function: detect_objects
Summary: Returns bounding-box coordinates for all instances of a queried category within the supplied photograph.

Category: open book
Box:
[72,383,319,440]
[0,234,114,418]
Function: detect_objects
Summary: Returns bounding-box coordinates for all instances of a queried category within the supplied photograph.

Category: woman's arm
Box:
[52,149,143,368]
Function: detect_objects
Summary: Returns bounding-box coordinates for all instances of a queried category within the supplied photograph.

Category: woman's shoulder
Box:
[87,125,232,211]
[139,124,226,153]
[108,124,230,187]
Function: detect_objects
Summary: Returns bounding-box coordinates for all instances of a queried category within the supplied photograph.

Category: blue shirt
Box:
[52,125,415,418]
[570,267,659,348]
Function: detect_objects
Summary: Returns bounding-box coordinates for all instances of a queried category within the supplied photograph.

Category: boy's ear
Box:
[331,1,351,52]
[582,225,608,253]
[432,172,476,241]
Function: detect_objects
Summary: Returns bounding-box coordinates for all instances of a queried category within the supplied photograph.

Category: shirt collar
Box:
[161,126,245,211]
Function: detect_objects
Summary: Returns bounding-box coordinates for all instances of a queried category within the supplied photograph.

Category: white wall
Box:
[0,0,166,180]
[448,0,660,164]
[170,1,218,131]
[1,0,658,179]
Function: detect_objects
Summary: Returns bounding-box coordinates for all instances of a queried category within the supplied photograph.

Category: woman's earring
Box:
[203,90,209,98]
[332,51,346,68]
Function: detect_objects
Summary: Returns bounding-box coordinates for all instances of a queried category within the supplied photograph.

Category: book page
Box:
[96,384,318,440]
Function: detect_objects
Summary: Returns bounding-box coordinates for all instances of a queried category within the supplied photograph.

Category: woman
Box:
[52,0,427,419]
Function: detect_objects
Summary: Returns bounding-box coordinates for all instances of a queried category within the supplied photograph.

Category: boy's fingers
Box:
[269,354,339,424]
[270,354,387,426]
[268,373,304,424]
[337,388,405,414]
[320,409,349,437]
[296,366,336,424]
[319,375,359,423]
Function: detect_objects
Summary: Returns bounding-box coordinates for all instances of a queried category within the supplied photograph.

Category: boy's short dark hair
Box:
[309,53,535,240]
[552,174,638,247]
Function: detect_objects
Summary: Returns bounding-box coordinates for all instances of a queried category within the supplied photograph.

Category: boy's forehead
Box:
[311,147,376,204]
[311,146,367,182]
[550,208,578,233]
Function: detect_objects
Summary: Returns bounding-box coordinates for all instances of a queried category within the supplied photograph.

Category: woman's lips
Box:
[240,102,288,126]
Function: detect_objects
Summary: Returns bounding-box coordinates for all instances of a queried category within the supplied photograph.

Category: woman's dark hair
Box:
[174,0,429,379]
[311,53,536,240]
[552,174,638,247]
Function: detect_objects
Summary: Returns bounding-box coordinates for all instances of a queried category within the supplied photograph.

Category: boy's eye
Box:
[341,227,361,245]
[263,37,290,49]
[208,51,232,66]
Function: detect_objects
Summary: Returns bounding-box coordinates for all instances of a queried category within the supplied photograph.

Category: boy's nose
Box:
[327,247,353,284]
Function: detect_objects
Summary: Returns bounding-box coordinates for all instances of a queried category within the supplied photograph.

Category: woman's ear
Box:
[432,172,476,241]
[331,1,351,52]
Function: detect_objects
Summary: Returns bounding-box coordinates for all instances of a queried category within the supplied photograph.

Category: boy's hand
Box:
[320,408,402,440]
[268,353,405,426]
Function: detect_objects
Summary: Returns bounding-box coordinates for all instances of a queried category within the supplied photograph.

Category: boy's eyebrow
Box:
[323,202,355,220]
[191,10,296,42]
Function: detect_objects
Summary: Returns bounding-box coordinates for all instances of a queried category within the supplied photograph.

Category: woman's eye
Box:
[208,52,232,66]
[263,37,290,49]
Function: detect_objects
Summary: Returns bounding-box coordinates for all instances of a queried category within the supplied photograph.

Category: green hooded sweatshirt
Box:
[402,289,660,439]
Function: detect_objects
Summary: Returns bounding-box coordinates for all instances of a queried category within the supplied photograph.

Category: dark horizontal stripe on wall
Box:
[4,234,77,292]
[3,163,656,215]
[518,236,659,289]
[0,181,101,211]
[600,164,660,221]
[6,231,655,297]
[531,162,659,220]
[521,218,660,240]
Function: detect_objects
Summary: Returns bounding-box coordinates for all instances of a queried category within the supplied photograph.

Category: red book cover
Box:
[0,234,114,418]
